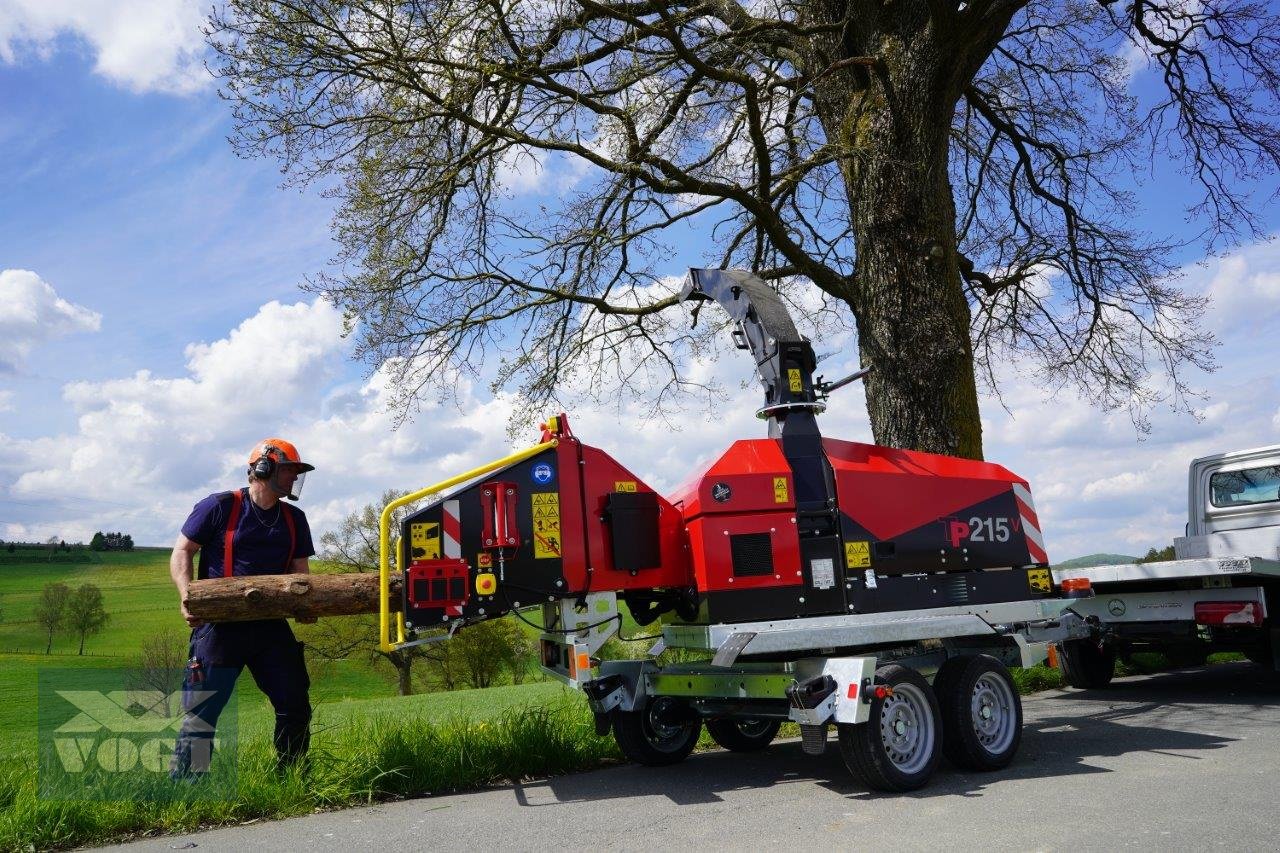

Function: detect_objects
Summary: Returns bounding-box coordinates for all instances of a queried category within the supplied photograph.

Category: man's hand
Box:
[181,599,204,628]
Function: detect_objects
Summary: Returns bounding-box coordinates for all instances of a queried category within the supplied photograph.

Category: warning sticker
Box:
[772,476,789,504]
[410,522,441,560]
[845,540,871,569]
[810,558,835,590]
[614,481,637,492]
[532,492,562,559]
[477,552,492,569]
[787,368,803,393]
[1027,568,1051,594]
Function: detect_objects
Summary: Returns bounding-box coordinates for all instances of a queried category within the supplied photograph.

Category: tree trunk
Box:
[806,7,985,459]
[46,630,52,655]
[78,633,85,656]
[185,573,403,623]
[396,658,413,696]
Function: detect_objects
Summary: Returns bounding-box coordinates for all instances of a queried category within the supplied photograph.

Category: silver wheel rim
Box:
[970,672,1016,755]
[878,682,935,774]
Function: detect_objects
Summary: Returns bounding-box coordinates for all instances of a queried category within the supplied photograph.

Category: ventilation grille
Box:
[730,532,774,577]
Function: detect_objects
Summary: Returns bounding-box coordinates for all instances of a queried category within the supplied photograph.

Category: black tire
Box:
[612,696,701,766]
[705,718,781,752]
[1057,639,1116,689]
[836,664,942,792]
[933,655,1023,771]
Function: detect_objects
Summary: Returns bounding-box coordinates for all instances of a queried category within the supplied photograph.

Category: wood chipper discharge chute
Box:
[380,268,1053,675]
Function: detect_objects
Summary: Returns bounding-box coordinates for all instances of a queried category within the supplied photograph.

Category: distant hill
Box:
[1053,552,1138,570]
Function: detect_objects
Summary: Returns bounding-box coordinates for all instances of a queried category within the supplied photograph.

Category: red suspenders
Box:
[223,490,243,575]
[222,489,297,575]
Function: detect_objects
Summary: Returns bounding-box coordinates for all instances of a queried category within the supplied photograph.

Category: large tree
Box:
[208,0,1278,457]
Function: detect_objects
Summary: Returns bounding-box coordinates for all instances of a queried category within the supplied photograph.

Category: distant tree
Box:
[65,584,110,656]
[302,489,430,696]
[34,582,72,654]
[128,627,187,717]
[6,543,14,554]
[1138,545,1176,563]
[449,619,524,690]
[121,534,134,551]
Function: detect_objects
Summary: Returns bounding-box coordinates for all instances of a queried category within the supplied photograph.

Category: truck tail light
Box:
[1059,577,1093,598]
[1194,601,1263,626]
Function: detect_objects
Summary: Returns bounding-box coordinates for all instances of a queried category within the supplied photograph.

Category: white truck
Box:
[1051,444,1280,687]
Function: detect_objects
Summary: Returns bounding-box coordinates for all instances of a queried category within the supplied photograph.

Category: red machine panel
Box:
[571,442,690,591]
[671,439,795,519]
[407,558,470,616]
[685,511,802,593]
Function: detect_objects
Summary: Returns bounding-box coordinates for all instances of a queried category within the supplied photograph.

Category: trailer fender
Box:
[792,656,878,726]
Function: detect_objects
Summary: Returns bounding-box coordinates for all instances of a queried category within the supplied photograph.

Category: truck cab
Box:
[1175,444,1280,559]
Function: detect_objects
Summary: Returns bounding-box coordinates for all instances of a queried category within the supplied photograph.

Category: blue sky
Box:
[1,1,1278,561]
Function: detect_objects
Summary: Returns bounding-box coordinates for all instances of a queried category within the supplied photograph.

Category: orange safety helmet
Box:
[247,438,315,501]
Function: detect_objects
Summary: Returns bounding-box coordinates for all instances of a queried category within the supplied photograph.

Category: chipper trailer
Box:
[371,268,1094,792]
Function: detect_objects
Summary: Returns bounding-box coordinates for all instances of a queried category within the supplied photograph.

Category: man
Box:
[169,438,317,777]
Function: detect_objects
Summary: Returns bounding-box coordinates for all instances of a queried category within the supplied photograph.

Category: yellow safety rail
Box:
[378,440,557,652]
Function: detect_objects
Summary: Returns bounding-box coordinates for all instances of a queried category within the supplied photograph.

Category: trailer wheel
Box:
[612,696,701,766]
[1057,639,1116,689]
[706,718,781,752]
[837,664,941,792]
[933,655,1022,771]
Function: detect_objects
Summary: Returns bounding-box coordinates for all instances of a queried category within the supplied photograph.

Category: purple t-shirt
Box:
[182,488,316,578]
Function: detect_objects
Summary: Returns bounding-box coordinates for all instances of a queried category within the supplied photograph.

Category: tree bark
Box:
[185,573,403,623]
[806,5,985,459]
[396,659,412,696]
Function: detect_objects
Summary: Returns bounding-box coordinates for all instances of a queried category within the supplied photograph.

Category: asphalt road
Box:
[105,663,1280,852]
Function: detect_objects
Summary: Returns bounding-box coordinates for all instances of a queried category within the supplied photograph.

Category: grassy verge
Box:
[0,692,621,851]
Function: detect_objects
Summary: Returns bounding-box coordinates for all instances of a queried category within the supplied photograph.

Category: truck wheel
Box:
[933,655,1022,771]
[837,664,942,792]
[706,718,781,752]
[612,696,701,766]
[1057,639,1116,689]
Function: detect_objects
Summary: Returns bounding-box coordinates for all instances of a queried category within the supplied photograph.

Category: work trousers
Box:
[170,619,311,776]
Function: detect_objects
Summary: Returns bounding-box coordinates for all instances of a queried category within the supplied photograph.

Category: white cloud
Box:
[0,269,101,373]
[1200,239,1280,335]
[0,0,208,94]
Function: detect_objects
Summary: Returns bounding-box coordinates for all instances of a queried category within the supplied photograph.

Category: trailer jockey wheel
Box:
[837,665,942,792]
[1057,638,1116,689]
[612,696,701,767]
[705,717,781,753]
[933,655,1023,771]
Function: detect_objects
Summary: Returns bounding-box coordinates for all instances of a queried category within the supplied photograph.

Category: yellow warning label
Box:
[614,481,637,492]
[410,522,440,560]
[845,540,871,569]
[476,572,497,595]
[477,552,492,569]
[532,492,562,559]
[1027,568,1051,594]
[773,476,789,504]
[787,368,803,393]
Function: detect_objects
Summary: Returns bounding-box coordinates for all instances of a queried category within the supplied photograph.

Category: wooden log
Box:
[184,573,402,622]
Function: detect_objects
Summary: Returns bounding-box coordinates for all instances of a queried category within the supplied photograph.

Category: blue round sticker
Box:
[531,463,555,484]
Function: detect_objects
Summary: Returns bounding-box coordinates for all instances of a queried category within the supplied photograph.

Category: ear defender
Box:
[251,445,278,480]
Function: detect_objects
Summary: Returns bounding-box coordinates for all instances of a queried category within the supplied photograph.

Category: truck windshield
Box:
[1209,465,1280,507]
